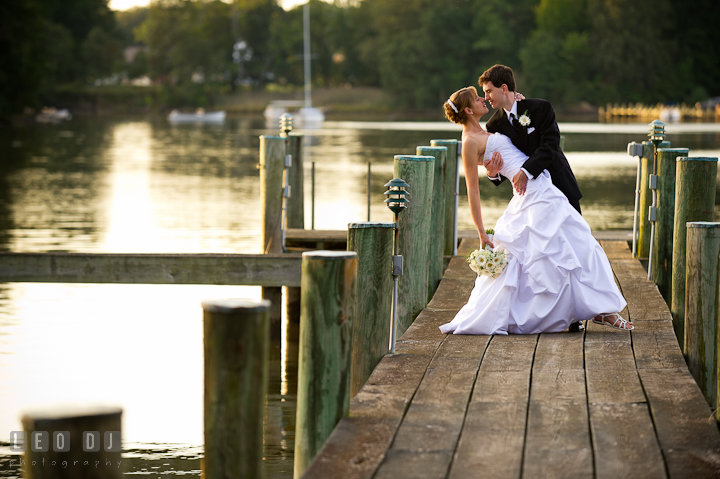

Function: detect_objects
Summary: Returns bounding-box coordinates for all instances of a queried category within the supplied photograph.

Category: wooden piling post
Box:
[431,139,459,256]
[417,145,446,300]
[260,135,285,338]
[294,251,357,478]
[286,134,304,327]
[347,222,394,396]
[20,406,122,479]
[394,155,434,336]
[671,157,718,343]
[650,148,688,303]
[203,299,270,479]
[684,222,720,407]
[637,140,670,258]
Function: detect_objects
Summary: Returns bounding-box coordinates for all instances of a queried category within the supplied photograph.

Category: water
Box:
[0,115,718,477]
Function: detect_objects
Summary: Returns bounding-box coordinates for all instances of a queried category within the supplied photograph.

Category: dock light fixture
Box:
[280,113,293,137]
[384,178,410,354]
[280,113,294,251]
[647,119,666,280]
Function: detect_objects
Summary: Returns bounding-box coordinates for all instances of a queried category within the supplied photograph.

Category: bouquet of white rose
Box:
[467,245,508,279]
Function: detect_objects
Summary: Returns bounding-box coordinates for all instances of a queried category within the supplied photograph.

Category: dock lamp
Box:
[280,113,294,251]
[384,178,410,354]
[647,119,666,280]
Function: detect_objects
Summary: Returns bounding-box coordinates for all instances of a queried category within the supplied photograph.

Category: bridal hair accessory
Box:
[447,99,459,113]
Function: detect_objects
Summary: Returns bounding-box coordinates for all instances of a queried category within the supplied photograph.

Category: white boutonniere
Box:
[518,109,531,128]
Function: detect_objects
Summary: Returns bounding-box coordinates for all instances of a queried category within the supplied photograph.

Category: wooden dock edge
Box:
[302,238,720,479]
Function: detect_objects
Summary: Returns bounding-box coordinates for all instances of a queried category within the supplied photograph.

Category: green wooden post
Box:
[638,140,670,258]
[286,134,304,327]
[671,157,718,343]
[260,135,285,338]
[417,145,446,300]
[347,222,394,397]
[394,155,434,336]
[650,148,688,303]
[203,299,270,479]
[431,139,458,256]
[294,251,357,478]
[684,222,720,407]
[20,406,122,479]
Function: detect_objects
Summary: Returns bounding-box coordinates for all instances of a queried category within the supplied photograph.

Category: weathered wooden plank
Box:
[472,370,530,403]
[632,320,687,369]
[532,333,584,372]
[448,401,527,479]
[400,310,455,343]
[391,404,466,452]
[300,417,398,479]
[522,400,593,479]
[0,252,302,286]
[480,337,538,372]
[663,449,720,479]
[532,369,586,402]
[442,256,476,281]
[431,334,490,361]
[589,403,666,479]
[585,341,646,404]
[373,450,453,479]
[638,368,720,452]
[426,278,474,311]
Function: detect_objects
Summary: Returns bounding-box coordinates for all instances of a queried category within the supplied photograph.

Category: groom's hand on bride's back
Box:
[484,151,503,177]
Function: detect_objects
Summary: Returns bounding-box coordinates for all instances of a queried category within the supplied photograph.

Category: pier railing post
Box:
[203,299,270,479]
[260,135,285,338]
[417,145,447,300]
[20,406,123,479]
[294,251,357,478]
[347,222,394,396]
[684,222,720,408]
[393,155,434,336]
[650,148,688,303]
[638,140,670,258]
[286,134,304,328]
[671,157,718,343]
[431,139,459,256]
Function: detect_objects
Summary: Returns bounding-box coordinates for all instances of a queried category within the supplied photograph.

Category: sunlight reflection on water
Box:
[0,116,718,478]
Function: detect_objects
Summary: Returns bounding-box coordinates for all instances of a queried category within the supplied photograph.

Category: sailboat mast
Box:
[303,3,311,109]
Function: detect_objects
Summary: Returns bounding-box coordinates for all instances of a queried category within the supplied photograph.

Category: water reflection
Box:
[0,116,718,478]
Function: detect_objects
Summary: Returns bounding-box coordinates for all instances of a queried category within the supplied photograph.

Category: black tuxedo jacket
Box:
[485,98,583,212]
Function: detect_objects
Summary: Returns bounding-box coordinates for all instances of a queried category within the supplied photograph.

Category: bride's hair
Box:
[443,86,478,124]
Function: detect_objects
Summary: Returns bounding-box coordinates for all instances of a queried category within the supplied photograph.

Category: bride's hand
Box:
[514,92,525,101]
[480,231,494,250]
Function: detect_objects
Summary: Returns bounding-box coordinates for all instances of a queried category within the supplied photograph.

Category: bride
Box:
[438,86,631,335]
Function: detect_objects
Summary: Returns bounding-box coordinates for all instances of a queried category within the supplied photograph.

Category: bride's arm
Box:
[462,137,494,249]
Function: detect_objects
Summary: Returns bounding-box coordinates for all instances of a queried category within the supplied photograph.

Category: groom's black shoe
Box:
[569,321,585,332]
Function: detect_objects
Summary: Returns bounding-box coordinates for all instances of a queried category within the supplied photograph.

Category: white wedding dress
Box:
[439,133,627,335]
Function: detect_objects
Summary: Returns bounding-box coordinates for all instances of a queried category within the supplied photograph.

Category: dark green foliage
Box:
[2,0,719,115]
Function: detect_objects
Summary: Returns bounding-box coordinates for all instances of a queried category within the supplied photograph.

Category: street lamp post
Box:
[384,178,410,354]
[647,119,666,280]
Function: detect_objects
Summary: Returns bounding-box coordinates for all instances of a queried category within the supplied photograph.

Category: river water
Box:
[0,115,718,477]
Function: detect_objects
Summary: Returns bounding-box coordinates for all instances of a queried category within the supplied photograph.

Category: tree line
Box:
[1,0,718,116]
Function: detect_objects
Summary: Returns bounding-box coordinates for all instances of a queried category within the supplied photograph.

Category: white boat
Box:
[167,109,226,124]
[35,107,72,123]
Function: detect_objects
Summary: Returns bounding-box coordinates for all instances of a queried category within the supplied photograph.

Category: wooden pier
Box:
[302,238,720,479]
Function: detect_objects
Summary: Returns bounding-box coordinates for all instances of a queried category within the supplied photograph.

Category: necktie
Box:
[510,113,523,133]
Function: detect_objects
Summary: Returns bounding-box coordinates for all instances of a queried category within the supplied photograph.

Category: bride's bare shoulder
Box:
[461,131,490,154]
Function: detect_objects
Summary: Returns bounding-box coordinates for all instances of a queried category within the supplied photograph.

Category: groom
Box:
[479,64,583,214]
[479,65,585,332]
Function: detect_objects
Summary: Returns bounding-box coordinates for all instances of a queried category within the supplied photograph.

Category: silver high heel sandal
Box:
[591,313,634,331]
